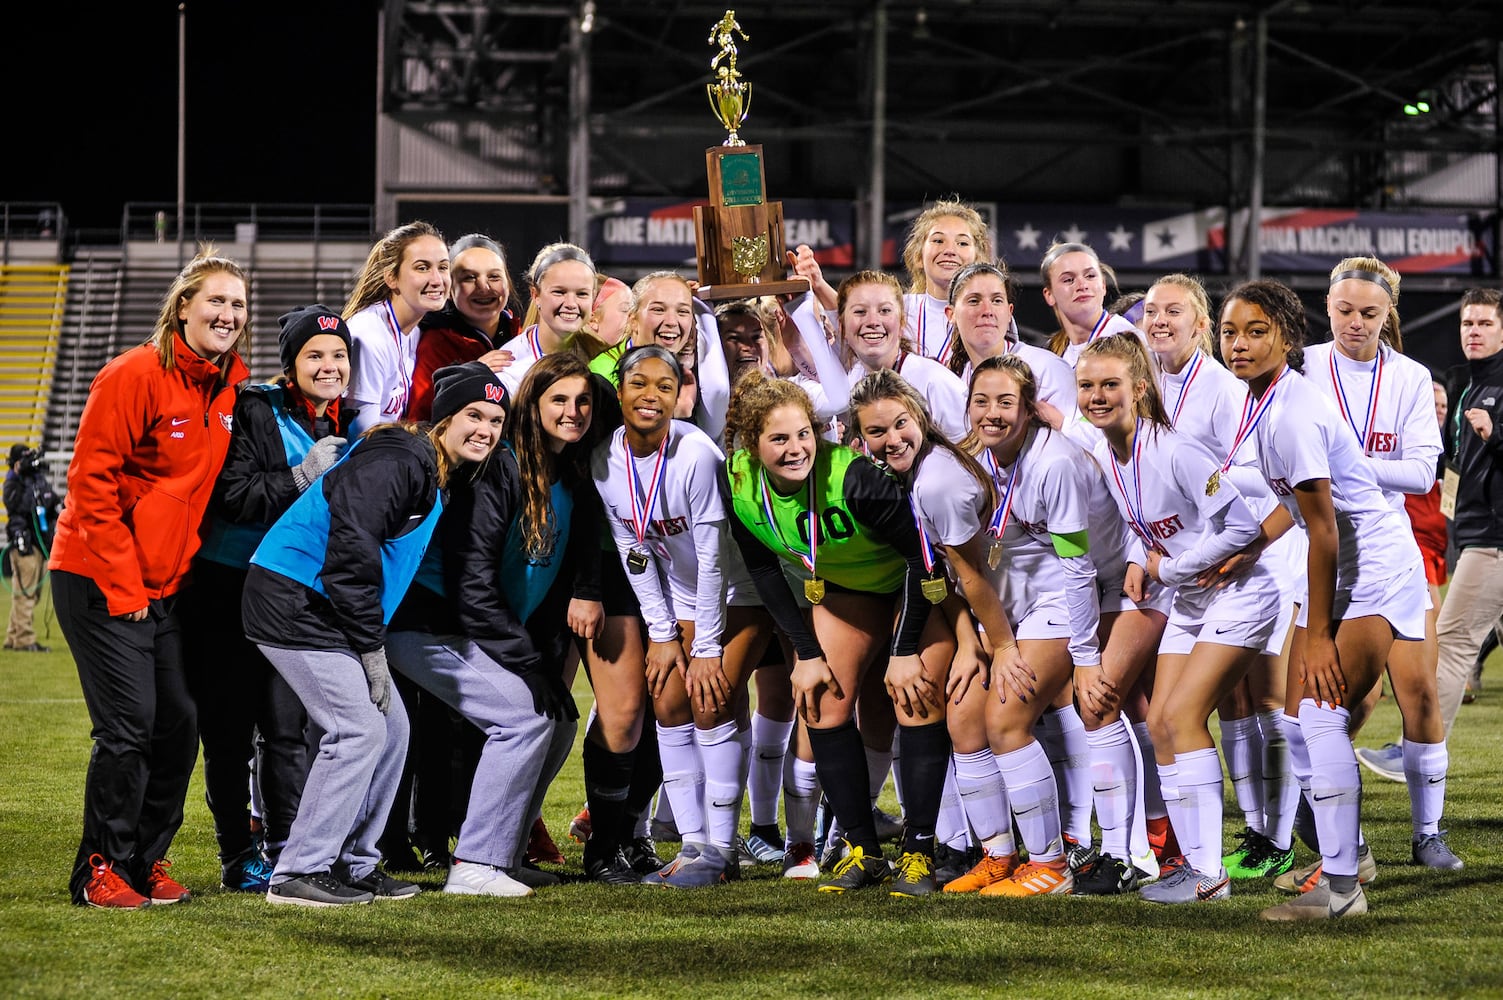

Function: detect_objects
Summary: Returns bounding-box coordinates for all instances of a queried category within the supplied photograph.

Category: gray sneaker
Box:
[1355,743,1405,783]
[1138,863,1230,904]
[346,868,421,900]
[738,833,785,868]
[1261,880,1367,921]
[267,871,374,907]
[652,845,730,889]
[1412,831,1464,870]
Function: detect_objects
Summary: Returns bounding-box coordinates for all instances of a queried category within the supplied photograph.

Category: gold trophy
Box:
[693,10,808,301]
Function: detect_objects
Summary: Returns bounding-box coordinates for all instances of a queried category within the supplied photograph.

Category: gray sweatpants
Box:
[386,632,576,869]
[257,645,409,884]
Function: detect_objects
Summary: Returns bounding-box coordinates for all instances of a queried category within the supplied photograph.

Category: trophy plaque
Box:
[694,11,808,301]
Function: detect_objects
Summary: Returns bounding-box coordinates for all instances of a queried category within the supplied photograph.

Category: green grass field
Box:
[3,598,1501,999]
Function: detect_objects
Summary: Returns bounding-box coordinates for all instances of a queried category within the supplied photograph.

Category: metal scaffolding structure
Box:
[375,0,1502,284]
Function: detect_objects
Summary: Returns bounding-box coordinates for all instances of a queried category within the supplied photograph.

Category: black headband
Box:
[1330,269,1394,300]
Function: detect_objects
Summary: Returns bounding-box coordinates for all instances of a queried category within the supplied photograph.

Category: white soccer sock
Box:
[656,722,706,846]
[1085,719,1137,861]
[1402,739,1449,838]
[1126,719,1152,863]
[1037,705,1093,844]
[783,754,820,847]
[695,721,744,853]
[998,740,1063,863]
[936,761,972,850]
[1258,710,1296,851]
[1219,715,1264,834]
[1175,747,1225,877]
[748,714,794,829]
[1299,699,1361,878]
[1156,760,1182,859]
[953,748,1014,857]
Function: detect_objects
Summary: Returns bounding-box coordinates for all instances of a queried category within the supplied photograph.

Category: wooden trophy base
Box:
[695,277,810,302]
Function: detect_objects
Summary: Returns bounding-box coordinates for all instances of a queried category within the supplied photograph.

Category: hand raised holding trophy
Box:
[693,10,810,301]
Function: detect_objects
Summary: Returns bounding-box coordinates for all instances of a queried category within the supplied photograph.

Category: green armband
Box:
[1050,529,1089,559]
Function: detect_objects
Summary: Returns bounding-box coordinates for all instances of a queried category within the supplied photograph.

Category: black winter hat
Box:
[277,305,353,374]
[431,361,509,425]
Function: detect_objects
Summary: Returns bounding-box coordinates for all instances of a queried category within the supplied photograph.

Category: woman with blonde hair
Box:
[51,248,251,908]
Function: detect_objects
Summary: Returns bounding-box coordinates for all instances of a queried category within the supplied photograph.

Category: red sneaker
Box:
[81,854,151,909]
[146,859,192,904]
[568,806,592,844]
[527,817,566,866]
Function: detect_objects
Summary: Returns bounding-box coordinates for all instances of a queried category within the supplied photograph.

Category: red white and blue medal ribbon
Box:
[983,447,1021,540]
[1328,347,1383,455]
[382,299,413,403]
[623,430,670,554]
[1087,310,1112,343]
[1222,365,1288,472]
[526,325,544,362]
[759,466,818,578]
[1167,350,1205,427]
[1109,420,1164,554]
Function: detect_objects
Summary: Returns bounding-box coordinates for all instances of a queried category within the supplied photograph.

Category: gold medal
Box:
[921,575,948,604]
[1204,470,1220,497]
[626,548,650,574]
[804,577,825,604]
[987,537,1004,571]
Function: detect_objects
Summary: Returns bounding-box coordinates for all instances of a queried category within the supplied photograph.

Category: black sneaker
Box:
[507,863,562,888]
[931,836,979,884]
[623,836,666,874]
[890,851,938,898]
[584,847,644,885]
[267,872,374,907]
[346,868,421,900]
[817,844,892,893]
[1064,836,1100,876]
[1072,853,1139,896]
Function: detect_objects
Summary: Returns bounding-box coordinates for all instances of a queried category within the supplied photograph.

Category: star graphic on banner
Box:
[1107,225,1134,252]
[1156,227,1177,249]
[1014,222,1041,251]
[1062,224,1087,244]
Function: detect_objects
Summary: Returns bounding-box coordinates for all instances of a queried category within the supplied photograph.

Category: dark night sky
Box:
[6,2,378,232]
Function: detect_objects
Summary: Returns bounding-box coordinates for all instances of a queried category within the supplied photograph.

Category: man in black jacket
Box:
[1436,288,1503,734]
[4,443,59,651]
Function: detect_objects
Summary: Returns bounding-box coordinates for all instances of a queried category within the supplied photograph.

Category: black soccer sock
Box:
[583,739,635,858]
[621,718,663,842]
[807,720,880,854]
[895,720,950,856]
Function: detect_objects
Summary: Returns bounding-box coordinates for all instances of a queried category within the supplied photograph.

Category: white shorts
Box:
[1015,594,1072,642]
[1295,554,1428,642]
[1160,612,1282,656]
[1261,597,1296,657]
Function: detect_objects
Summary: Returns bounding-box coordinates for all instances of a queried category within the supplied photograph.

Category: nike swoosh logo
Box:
[1091,784,1118,794]
[1047,620,1069,628]
[1313,792,1341,802]
[1330,889,1363,917]
[170,417,190,426]
[1427,776,1445,784]
[1197,876,1229,901]
[756,752,784,761]
[1014,804,1042,816]
[1214,625,1238,635]
[711,799,739,809]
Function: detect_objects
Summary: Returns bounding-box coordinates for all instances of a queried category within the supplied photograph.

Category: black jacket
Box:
[4,460,59,556]
[1451,348,1503,550]
[210,381,352,526]
[242,428,441,654]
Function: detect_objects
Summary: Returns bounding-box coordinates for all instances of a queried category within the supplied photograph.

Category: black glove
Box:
[515,664,579,721]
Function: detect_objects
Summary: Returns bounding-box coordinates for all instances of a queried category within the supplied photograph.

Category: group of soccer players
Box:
[58,199,1469,922]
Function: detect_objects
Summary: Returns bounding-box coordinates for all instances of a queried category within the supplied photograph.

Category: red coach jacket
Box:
[49,336,249,615]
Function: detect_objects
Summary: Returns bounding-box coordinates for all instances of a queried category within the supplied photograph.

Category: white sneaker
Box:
[1131,847,1160,884]
[443,861,534,898]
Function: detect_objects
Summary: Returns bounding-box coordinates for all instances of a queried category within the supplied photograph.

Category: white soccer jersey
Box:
[1303,342,1443,515]
[497,325,547,396]
[903,292,956,365]
[909,444,986,550]
[346,300,419,432]
[976,427,1131,666]
[1093,424,1282,625]
[1250,369,1422,590]
[848,352,970,442]
[590,420,754,657]
[1060,311,1141,368]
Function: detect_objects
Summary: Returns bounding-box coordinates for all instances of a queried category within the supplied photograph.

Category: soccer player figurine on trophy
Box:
[694,10,808,300]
